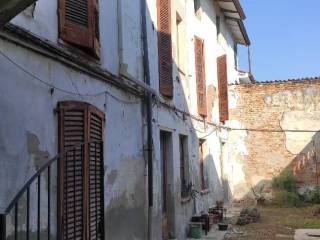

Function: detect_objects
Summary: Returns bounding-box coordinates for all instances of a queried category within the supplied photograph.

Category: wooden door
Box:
[160,132,169,240]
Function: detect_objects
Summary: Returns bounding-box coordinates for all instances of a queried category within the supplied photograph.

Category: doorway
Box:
[160,131,173,240]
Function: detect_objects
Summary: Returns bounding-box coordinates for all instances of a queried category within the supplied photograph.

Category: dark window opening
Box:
[194,0,201,13]
[180,135,189,198]
[216,16,221,38]
[199,139,208,190]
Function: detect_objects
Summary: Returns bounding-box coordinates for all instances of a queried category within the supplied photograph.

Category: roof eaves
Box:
[238,19,250,45]
[225,17,250,46]
[232,0,246,20]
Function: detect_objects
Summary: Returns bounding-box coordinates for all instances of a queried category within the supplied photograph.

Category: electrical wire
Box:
[0,49,141,104]
[1,48,319,134]
[230,128,320,133]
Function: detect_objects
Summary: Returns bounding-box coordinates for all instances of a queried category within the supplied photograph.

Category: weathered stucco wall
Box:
[146,0,239,238]
[1,0,241,239]
[228,79,320,200]
[0,39,147,240]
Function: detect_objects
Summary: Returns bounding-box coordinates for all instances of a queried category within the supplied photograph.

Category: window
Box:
[176,13,187,75]
[194,36,207,116]
[58,0,100,57]
[194,0,201,14]
[58,101,104,240]
[234,43,238,69]
[179,135,189,198]
[157,0,173,98]
[199,139,208,190]
[217,55,229,123]
[216,16,221,38]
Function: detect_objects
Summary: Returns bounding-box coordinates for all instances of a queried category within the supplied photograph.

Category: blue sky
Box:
[238,0,320,81]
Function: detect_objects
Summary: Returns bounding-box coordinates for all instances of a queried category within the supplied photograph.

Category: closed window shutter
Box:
[93,0,100,57]
[58,102,86,240]
[157,0,173,98]
[194,36,207,116]
[59,0,100,56]
[88,106,104,240]
[217,55,229,123]
[58,101,104,240]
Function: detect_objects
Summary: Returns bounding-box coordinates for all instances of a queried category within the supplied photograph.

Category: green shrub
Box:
[272,170,297,192]
[304,186,320,204]
[240,207,258,215]
[274,190,302,207]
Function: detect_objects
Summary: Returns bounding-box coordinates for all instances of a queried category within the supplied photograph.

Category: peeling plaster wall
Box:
[1,0,240,239]
[0,39,147,239]
[228,80,320,200]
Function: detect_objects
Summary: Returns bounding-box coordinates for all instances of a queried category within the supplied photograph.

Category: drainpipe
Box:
[140,0,154,239]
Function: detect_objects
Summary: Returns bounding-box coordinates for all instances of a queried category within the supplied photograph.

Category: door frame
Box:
[160,130,175,240]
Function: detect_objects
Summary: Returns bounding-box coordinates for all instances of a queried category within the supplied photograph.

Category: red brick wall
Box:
[228,79,320,197]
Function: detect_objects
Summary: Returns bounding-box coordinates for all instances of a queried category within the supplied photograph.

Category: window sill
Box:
[200,189,210,195]
[181,196,192,204]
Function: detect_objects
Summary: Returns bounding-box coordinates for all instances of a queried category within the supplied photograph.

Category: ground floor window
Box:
[199,139,208,191]
[58,101,105,240]
[179,135,190,198]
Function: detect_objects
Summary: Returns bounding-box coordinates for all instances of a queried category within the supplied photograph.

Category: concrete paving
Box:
[294,229,320,240]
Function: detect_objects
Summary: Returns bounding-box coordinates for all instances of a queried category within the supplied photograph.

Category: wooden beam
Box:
[0,0,37,28]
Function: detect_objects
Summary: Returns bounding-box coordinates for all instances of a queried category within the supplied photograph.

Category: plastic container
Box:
[190,224,202,239]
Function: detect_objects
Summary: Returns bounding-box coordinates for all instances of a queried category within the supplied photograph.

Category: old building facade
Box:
[0,0,249,239]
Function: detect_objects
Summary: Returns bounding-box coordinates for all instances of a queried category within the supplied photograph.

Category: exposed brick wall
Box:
[228,79,320,198]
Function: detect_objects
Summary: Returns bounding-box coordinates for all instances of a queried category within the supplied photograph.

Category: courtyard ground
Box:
[227,205,320,240]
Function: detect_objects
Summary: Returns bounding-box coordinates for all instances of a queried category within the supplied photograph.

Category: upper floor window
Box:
[176,13,186,76]
[194,0,201,14]
[217,54,229,123]
[216,16,221,39]
[194,36,207,117]
[234,43,238,69]
[58,0,100,58]
[157,0,173,98]
[199,139,208,191]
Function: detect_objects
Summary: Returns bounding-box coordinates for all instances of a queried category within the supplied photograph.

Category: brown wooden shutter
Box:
[59,0,100,56]
[58,101,104,240]
[88,106,104,240]
[157,0,173,98]
[58,101,87,240]
[92,0,100,57]
[217,55,229,123]
[194,36,207,116]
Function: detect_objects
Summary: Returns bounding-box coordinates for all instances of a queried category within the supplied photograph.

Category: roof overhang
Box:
[216,0,250,46]
[0,0,37,28]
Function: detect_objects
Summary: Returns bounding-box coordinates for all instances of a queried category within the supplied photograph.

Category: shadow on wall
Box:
[153,2,227,239]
